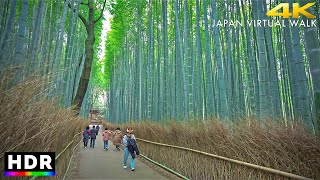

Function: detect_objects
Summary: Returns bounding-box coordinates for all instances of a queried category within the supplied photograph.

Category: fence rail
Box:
[30,132,82,180]
[136,138,312,180]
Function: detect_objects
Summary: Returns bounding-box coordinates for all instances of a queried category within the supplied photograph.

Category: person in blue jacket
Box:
[122,127,139,171]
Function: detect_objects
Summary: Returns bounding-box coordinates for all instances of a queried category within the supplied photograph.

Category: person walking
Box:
[82,126,90,148]
[123,127,139,171]
[113,127,122,151]
[90,126,97,148]
[96,125,100,135]
[102,127,112,150]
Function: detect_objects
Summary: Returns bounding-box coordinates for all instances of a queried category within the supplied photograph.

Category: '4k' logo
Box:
[267,3,316,18]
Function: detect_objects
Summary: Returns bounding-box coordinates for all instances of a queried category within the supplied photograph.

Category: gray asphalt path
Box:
[75,129,168,180]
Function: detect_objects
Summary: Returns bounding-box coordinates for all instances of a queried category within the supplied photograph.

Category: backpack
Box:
[83,129,89,137]
[127,138,140,157]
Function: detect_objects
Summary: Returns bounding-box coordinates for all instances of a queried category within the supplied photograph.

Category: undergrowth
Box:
[114,119,320,179]
[0,76,88,180]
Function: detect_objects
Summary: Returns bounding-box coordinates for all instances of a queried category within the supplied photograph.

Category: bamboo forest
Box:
[0,0,320,179]
[106,0,320,132]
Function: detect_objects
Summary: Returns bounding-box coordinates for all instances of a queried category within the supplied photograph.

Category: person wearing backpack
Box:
[90,126,97,148]
[122,127,139,171]
[82,126,90,148]
[102,127,112,150]
[127,134,139,171]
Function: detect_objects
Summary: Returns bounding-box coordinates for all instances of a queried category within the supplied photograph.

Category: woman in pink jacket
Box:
[102,127,112,150]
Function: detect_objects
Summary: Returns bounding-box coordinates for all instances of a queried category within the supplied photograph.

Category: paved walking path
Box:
[75,129,168,179]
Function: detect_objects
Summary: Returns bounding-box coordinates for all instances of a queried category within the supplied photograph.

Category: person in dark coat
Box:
[95,125,100,135]
[82,126,90,148]
[90,126,97,148]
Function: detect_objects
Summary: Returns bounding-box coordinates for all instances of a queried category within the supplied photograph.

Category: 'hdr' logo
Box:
[4,152,55,177]
[267,3,316,18]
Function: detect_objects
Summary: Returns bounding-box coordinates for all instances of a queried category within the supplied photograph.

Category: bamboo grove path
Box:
[75,129,167,179]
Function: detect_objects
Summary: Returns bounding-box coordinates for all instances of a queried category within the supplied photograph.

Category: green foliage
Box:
[90,1,106,89]
[99,0,319,133]
[104,0,141,84]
